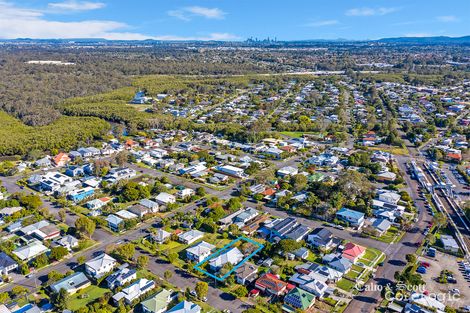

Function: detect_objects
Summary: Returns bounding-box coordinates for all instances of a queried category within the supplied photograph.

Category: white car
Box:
[450,288,460,295]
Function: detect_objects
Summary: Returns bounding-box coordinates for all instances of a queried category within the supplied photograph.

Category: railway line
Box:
[420,162,470,257]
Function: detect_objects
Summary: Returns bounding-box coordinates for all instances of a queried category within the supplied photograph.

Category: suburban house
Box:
[282,287,315,312]
[209,247,244,272]
[341,242,366,263]
[0,206,23,217]
[113,278,156,305]
[166,301,201,313]
[155,192,176,206]
[19,220,61,241]
[126,204,150,218]
[50,272,91,295]
[106,265,137,289]
[139,199,159,212]
[307,228,337,250]
[141,289,177,313]
[85,253,117,279]
[67,187,95,202]
[176,188,195,199]
[295,262,343,283]
[106,214,124,232]
[148,229,171,244]
[328,256,353,274]
[219,208,259,228]
[13,241,49,262]
[214,165,246,178]
[369,218,391,236]
[115,209,138,221]
[52,153,71,167]
[255,273,292,296]
[56,235,79,251]
[178,230,204,245]
[186,241,215,263]
[376,171,397,182]
[311,265,343,283]
[86,198,110,210]
[0,252,18,275]
[277,166,299,177]
[263,217,311,242]
[378,191,401,204]
[234,262,259,285]
[335,208,365,228]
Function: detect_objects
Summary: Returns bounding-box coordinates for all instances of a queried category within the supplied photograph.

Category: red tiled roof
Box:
[446,153,462,160]
[261,188,276,196]
[342,242,366,261]
[255,273,288,293]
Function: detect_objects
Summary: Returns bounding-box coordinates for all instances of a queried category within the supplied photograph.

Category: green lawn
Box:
[336,278,356,292]
[202,233,232,249]
[359,248,384,267]
[158,240,185,253]
[68,285,110,311]
[371,226,404,244]
[345,270,361,280]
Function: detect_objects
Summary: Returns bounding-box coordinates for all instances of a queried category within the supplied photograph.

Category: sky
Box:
[0,0,469,40]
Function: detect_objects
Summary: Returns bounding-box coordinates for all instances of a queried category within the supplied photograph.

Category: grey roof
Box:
[209,247,244,269]
[166,300,201,313]
[0,252,17,269]
[372,218,391,232]
[50,272,90,293]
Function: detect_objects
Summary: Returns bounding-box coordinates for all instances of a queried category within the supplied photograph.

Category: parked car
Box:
[416,266,427,274]
[450,288,460,295]
[420,262,430,268]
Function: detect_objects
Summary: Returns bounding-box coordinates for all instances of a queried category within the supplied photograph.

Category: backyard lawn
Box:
[68,285,110,311]
[336,278,356,292]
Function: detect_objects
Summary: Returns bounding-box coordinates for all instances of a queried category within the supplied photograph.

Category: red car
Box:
[421,261,430,268]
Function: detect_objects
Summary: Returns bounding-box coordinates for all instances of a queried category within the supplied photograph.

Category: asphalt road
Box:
[0,153,429,312]
[344,155,431,313]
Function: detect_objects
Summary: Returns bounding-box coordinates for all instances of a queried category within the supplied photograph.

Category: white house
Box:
[178,230,204,245]
[209,247,244,272]
[215,165,246,178]
[112,278,155,305]
[13,241,49,262]
[176,188,195,199]
[56,235,79,251]
[186,241,215,263]
[277,166,298,177]
[378,191,401,205]
[155,192,176,205]
[85,253,117,279]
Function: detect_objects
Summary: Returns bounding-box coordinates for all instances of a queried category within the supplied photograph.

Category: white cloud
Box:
[167,10,191,22]
[346,7,398,17]
[437,15,459,22]
[186,6,225,19]
[0,1,149,39]
[168,6,226,21]
[48,1,105,11]
[305,20,339,27]
[0,1,237,41]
